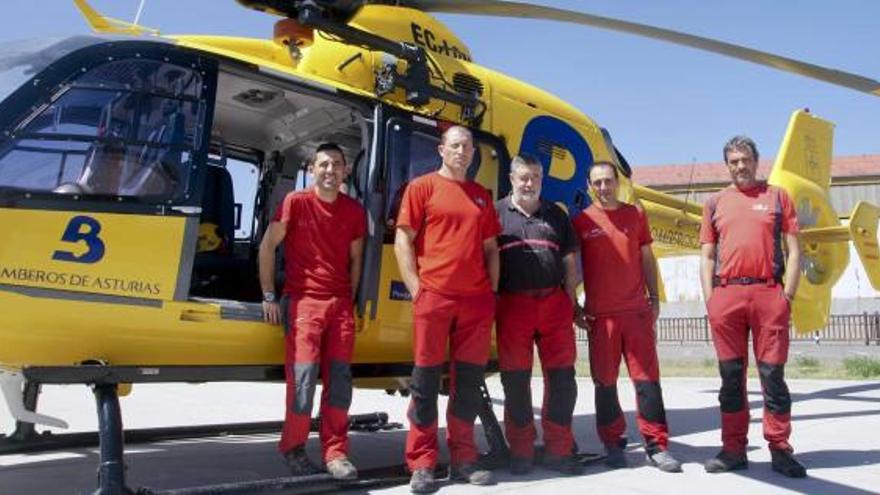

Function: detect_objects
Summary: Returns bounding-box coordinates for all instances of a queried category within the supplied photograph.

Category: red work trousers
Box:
[589,308,669,453]
[496,288,577,459]
[405,289,495,471]
[278,294,355,463]
[707,283,793,454]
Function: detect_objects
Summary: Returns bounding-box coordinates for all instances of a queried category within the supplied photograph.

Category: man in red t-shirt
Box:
[699,136,806,478]
[573,161,681,473]
[395,126,500,493]
[259,143,366,480]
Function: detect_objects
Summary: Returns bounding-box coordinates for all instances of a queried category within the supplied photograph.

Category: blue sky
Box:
[3,0,877,166]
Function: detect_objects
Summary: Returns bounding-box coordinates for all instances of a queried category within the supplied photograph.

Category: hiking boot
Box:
[771,449,807,478]
[283,447,322,476]
[605,445,628,469]
[704,450,748,473]
[646,450,682,473]
[543,454,585,475]
[449,463,496,486]
[326,456,358,480]
[509,456,534,475]
[409,468,436,493]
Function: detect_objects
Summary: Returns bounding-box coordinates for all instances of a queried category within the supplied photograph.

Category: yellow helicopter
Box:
[1,0,879,491]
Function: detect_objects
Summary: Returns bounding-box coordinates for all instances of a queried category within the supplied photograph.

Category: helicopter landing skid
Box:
[0,411,401,455]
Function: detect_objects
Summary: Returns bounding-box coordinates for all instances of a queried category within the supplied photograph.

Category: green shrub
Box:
[843,356,880,378]
[794,356,821,369]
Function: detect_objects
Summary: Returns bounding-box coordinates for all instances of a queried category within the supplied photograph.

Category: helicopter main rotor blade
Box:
[396,0,880,97]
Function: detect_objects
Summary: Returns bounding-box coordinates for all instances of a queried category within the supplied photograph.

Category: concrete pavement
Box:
[1,377,879,494]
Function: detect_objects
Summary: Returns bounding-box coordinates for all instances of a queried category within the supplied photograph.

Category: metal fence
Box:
[575,312,880,345]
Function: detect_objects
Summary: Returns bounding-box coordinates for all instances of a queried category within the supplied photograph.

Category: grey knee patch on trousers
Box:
[718,358,746,413]
[634,380,667,424]
[501,370,533,427]
[451,361,485,422]
[292,363,318,414]
[758,361,791,414]
[546,367,577,426]
[327,360,353,409]
[409,365,442,426]
[595,384,622,426]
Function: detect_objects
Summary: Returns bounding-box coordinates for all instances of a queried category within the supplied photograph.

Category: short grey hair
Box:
[510,153,542,172]
[723,135,759,163]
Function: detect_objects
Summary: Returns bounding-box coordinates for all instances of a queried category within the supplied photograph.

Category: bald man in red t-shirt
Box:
[395,126,500,493]
[573,162,681,473]
[259,143,365,481]
[699,136,806,478]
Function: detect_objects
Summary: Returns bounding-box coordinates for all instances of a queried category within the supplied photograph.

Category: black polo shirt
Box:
[496,196,578,293]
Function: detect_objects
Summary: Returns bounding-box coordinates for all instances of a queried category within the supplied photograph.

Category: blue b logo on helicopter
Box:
[53,216,106,264]
[518,115,594,216]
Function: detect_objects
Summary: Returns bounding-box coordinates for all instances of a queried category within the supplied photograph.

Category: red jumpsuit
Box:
[396,172,500,471]
[573,203,670,454]
[495,197,578,460]
[700,183,799,455]
[273,190,366,462]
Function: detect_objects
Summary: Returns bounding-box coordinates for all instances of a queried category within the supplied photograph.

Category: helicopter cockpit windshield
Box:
[0,48,204,201]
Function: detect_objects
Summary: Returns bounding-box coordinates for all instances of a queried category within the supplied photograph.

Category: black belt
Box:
[504,287,559,298]
[713,276,779,287]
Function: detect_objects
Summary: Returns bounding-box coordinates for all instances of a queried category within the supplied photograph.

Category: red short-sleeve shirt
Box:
[699,183,799,281]
[273,190,366,297]
[396,172,501,296]
[573,203,652,315]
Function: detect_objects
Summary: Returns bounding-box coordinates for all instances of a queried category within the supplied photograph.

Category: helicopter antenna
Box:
[133,0,147,26]
[682,157,697,210]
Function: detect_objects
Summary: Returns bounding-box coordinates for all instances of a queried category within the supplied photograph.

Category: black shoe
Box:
[509,456,534,475]
[283,447,322,476]
[771,449,807,478]
[449,463,496,485]
[326,456,358,480]
[410,468,436,493]
[543,454,585,475]
[704,450,748,473]
[646,450,682,473]
[605,445,628,469]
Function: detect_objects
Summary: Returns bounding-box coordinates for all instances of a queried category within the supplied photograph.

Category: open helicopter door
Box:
[0,39,218,307]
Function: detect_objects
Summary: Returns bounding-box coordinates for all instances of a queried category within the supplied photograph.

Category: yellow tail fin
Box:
[769,109,879,332]
[848,202,880,290]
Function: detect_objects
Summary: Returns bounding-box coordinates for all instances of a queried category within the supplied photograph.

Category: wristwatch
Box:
[263,291,276,303]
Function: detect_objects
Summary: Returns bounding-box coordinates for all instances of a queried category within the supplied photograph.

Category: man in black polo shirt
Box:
[496,154,582,475]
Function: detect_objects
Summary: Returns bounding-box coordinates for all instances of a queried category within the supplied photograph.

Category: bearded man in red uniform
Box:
[700,136,806,478]
[259,142,366,480]
[573,161,681,473]
[395,125,500,493]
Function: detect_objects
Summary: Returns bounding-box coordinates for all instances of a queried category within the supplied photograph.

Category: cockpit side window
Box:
[0,58,206,202]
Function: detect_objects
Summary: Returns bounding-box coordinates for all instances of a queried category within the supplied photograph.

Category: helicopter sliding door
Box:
[0,40,221,368]
[0,40,217,304]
